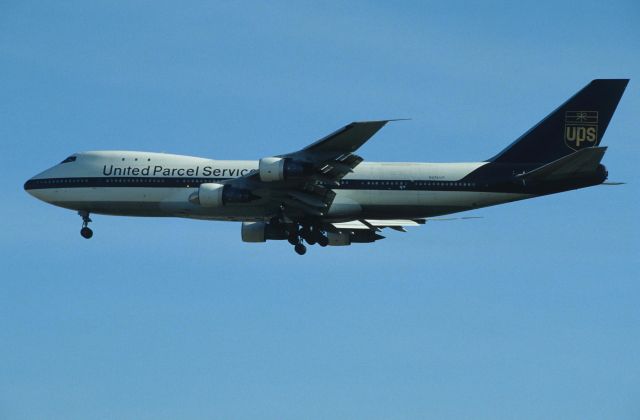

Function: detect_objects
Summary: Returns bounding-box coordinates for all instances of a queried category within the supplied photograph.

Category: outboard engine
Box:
[258,157,313,182]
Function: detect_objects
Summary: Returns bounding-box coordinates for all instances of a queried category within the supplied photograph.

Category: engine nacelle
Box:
[190,183,253,207]
[241,221,288,243]
[258,157,312,182]
[196,183,225,207]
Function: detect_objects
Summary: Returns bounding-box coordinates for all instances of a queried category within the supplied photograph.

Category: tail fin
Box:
[490,79,629,164]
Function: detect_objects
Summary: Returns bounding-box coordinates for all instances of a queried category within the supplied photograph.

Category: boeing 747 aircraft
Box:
[25,79,628,254]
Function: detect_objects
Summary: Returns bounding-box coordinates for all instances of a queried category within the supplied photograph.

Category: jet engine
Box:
[189,183,253,207]
[241,221,288,242]
[258,157,313,182]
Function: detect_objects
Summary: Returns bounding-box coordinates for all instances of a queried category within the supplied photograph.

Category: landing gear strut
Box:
[287,223,330,254]
[302,225,329,247]
[287,224,306,255]
[79,211,93,239]
[301,225,315,245]
[287,225,299,246]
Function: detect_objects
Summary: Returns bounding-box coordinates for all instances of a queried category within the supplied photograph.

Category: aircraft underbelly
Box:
[36,187,271,219]
[40,186,529,220]
[337,190,529,218]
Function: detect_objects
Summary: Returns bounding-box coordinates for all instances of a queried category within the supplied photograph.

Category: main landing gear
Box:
[294,242,307,256]
[79,211,93,239]
[288,223,329,255]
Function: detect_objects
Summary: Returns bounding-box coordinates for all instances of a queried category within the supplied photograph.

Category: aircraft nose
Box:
[24,176,35,192]
[24,172,53,202]
[24,165,61,203]
[24,176,40,199]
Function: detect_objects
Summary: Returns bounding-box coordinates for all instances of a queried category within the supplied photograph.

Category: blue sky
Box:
[1,1,639,419]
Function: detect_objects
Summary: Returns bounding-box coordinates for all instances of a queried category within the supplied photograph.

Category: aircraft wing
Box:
[332,216,481,232]
[279,120,392,180]
[215,120,394,217]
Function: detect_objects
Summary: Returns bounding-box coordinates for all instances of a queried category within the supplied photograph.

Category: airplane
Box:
[24,79,628,255]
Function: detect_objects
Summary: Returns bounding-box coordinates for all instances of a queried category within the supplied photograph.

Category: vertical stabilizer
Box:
[490,79,628,164]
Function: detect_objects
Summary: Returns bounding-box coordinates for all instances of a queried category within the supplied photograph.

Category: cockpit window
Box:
[60,156,77,164]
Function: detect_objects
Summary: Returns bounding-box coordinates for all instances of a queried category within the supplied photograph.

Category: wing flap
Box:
[287,191,329,208]
[332,219,425,230]
[331,220,370,230]
[366,219,424,227]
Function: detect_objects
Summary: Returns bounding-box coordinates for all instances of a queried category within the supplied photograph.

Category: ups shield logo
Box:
[565,111,598,150]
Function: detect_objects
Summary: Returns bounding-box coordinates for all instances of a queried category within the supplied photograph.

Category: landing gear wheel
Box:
[317,234,329,247]
[294,243,307,255]
[80,227,93,239]
[301,226,316,245]
[78,211,93,239]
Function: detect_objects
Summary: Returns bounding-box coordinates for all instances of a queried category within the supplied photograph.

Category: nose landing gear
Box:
[79,211,93,239]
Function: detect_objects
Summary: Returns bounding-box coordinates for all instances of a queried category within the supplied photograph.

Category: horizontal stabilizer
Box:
[516,146,607,182]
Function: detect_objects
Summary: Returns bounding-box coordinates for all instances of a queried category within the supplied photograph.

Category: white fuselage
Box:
[25,151,530,220]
